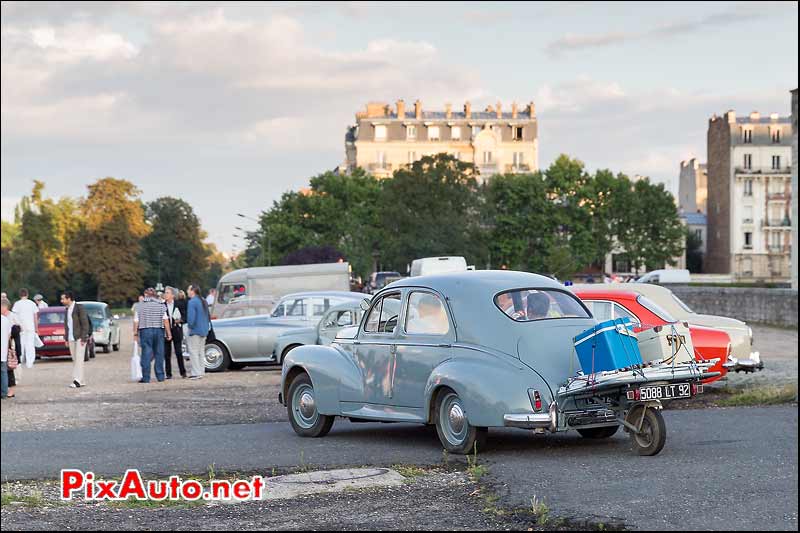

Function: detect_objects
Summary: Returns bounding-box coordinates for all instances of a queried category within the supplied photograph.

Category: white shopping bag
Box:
[34,334,44,348]
[131,340,143,381]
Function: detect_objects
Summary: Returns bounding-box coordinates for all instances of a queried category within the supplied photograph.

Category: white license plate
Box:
[639,383,691,401]
[44,335,63,342]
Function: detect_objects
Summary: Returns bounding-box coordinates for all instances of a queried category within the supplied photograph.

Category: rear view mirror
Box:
[360,299,370,312]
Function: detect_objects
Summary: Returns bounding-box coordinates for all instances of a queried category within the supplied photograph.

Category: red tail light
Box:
[533,390,542,412]
[691,383,704,395]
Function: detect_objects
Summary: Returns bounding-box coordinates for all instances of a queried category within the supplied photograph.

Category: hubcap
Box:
[205,345,222,368]
[292,384,318,429]
[635,416,654,447]
[440,393,469,446]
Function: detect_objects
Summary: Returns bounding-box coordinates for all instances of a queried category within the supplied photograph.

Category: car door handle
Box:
[436,343,452,348]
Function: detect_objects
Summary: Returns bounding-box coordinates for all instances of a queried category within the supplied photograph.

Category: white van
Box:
[212,262,351,319]
[409,256,469,277]
[635,269,691,284]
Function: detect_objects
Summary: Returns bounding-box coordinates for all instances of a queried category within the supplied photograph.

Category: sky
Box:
[2,1,798,254]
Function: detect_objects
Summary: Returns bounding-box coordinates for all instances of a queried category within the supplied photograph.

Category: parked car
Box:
[217,296,279,319]
[211,262,351,319]
[36,306,95,360]
[79,301,121,353]
[365,271,401,294]
[280,271,716,456]
[635,269,691,284]
[205,291,365,372]
[573,289,733,383]
[409,256,468,277]
[273,300,369,362]
[571,283,761,373]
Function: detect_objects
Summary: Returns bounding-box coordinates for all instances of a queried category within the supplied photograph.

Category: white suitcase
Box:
[637,323,694,365]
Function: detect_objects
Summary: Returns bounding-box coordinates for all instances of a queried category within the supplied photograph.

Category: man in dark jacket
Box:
[163,287,187,379]
[60,291,91,388]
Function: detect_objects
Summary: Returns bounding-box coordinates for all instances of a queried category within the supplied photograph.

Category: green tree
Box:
[141,197,210,289]
[70,178,150,304]
[377,153,484,271]
[614,178,685,274]
[685,228,703,273]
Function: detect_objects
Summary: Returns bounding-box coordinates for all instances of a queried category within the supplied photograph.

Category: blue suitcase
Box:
[573,317,642,374]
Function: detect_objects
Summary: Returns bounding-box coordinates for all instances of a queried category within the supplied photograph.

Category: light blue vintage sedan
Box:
[279,271,717,455]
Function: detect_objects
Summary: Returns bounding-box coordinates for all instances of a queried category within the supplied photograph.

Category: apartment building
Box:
[343,99,539,181]
[792,89,798,289]
[678,158,708,214]
[706,110,793,281]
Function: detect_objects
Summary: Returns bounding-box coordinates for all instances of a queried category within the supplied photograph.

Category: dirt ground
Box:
[1,319,796,433]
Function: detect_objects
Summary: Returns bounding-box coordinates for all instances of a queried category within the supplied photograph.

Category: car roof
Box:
[41,306,66,312]
[571,289,640,301]
[78,301,107,307]
[385,269,564,294]
[280,291,365,300]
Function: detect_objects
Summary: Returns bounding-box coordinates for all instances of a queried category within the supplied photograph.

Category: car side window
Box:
[219,284,246,304]
[286,298,306,317]
[364,293,401,334]
[586,301,613,321]
[613,303,638,323]
[404,292,450,335]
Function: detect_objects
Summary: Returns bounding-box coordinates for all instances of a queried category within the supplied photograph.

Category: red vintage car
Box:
[573,289,733,383]
[35,306,95,359]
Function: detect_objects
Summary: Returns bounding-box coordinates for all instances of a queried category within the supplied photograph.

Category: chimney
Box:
[396,99,405,119]
[725,110,736,123]
[414,99,422,120]
[464,101,471,118]
[511,102,518,119]
[527,101,536,117]
[770,112,779,121]
[445,103,452,119]
[496,101,502,119]
[749,111,760,121]
[366,102,389,118]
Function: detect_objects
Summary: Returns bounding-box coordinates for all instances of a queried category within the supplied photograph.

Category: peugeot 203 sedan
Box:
[280,271,717,456]
[205,291,365,372]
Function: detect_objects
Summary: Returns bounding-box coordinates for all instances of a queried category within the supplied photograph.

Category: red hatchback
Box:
[573,289,733,383]
[36,306,95,359]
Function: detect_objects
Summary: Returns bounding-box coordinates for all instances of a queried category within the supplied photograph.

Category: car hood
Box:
[686,313,747,331]
[685,314,751,359]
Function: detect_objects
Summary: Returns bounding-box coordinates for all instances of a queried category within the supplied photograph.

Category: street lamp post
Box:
[237,213,271,266]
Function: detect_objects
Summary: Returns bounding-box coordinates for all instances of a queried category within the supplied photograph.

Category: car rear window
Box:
[495,289,590,322]
[636,295,677,323]
[39,311,64,325]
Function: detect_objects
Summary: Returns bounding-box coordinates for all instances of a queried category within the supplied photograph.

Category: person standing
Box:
[33,294,49,309]
[1,301,11,399]
[0,298,19,398]
[163,287,186,379]
[60,291,91,388]
[206,288,216,307]
[134,288,171,383]
[11,288,39,369]
[186,284,210,380]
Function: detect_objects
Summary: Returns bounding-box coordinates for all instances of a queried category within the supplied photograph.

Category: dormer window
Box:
[451,126,462,141]
[406,125,417,140]
[512,126,523,141]
[772,128,781,143]
[374,125,387,141]
[743,129,752,143]
[428,125,440,141]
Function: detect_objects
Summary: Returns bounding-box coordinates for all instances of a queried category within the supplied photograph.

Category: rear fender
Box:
[424,353,552,428]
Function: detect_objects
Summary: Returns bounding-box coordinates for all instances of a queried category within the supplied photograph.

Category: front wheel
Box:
[434,390,487,454]
[287,374,334,438]
[628,406,666,456]
[204,341,231,372]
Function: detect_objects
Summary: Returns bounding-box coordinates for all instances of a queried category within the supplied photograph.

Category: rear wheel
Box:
[103,338,111,353]
[628,406,666,456]
[434,389,487,454]
[204,341,231,372]
[577,425,619,439]
[287,373,334,438]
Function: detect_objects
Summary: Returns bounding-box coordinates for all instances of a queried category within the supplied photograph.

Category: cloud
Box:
[545,6,771,56]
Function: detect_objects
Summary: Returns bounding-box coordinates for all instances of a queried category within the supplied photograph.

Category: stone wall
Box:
[670,285,798,327]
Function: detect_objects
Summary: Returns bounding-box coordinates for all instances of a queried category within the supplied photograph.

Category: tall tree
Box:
[377,154,483,272]
[70,178,150,304]
[141,197,209,290]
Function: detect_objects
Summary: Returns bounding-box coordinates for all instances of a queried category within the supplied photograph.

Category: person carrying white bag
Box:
[130,300,143,381]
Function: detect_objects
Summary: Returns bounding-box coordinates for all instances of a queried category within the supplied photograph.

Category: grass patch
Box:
[393,465,427,481]
[530,495,550,527]
[717,384,797,407]
[1,491,45,507]
[466,444,488,482]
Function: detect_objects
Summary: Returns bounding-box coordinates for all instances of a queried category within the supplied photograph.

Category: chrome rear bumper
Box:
[504,402,557,432]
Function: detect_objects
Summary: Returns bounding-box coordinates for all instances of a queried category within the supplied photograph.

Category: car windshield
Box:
[84,306,106,320]
[495,289,590,322]
[39,311,64,325]
[637,295,677,323]
[671,294,694,314]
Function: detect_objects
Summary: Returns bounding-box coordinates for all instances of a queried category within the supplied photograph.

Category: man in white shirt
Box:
[206,288,216,307]
[11,288,39,368]
[34,294,48,309]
